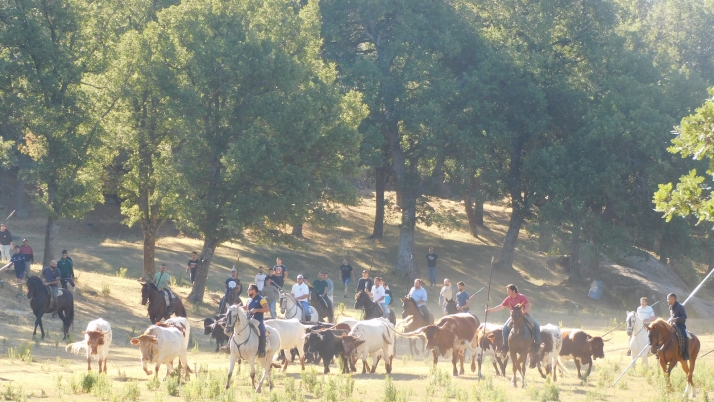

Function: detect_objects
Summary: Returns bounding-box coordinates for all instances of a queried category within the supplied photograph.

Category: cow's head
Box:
[83,330,108,355]
[423,323,456,352]
[305,331,324,355]
[587,335,608,360]
[203,317,216,335]
[341,334,365,357]
[130,333,158,362]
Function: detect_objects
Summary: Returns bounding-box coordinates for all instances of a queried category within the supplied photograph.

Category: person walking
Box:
[356,270,373,293]
[0,224,13,262]
[272,257,288,288]
[10,246,26,296]
[186,252,199,284]
[408,279,430,320]
[426,247,438,287]
[19,239,33,267]
[486,284,541,354]
[667,293,690,360]
[291,274,311,321]
[262,276,279,318]
[255,266,267,293]
[439,278,453,314]
[57,250,75,290]
[41,260,61,318]
[339,258,353,298]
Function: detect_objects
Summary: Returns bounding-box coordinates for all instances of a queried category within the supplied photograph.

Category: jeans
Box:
[0,245,10,261]
[60,277,75,289]
[299,300,311,320]
[49,284,59,313]
[268,300,276,319]
[428,267,437,285]
[503,316,540,347]
[379,302,389,318]
[257,320,266,337]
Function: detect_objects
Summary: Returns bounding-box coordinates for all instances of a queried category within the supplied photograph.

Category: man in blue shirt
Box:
[667,293,689,361]
[408,279,430,321]
[245,284,269,357]
[455,281,471,313]
[10,246,26,296]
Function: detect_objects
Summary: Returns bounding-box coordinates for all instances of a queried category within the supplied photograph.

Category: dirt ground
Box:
[1,193,713,401]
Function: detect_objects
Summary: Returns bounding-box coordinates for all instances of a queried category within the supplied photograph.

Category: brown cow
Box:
[559,329,608,378]
[475,323,509,377]
[400,313,480,376]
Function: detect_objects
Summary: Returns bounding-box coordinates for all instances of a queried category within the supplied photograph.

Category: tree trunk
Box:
[42,215,59,267]
[499,202,524,269]
[14,177,29,218]
[474,200,484,226]
[396,197,417,276]
[568,222,582,282]
[370,166,389,239]
[291,224,303,238]
[463,192,479,238]
[189,236,221,303]
[142,231,157,278]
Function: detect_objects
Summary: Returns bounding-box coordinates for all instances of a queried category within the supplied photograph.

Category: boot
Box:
[258,334,266,358]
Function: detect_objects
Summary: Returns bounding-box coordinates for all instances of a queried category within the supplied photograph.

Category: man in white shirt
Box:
[372,277,387,318]
[255,266,267,293]
[628,296,656,356]
[291,274,311,321]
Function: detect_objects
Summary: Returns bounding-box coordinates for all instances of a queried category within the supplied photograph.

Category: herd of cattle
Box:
[66,311,610,388]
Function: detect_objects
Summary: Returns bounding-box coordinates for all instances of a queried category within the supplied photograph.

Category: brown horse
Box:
[140,281,187,324]
[645,318,700,398]
[399,295,435,356]
[508,304,533,388]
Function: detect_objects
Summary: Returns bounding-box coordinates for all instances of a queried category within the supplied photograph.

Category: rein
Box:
[282,294,302,319]
[227,310,253,359]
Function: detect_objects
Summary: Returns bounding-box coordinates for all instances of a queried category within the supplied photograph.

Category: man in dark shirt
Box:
[57,250,75,289]
[19,239,33,267]
[426,247,438,287]
[356,270,373,293]
[42,260,61,318]
[10,246,26,296]
[312,272,332,311]
[245,284,269,357]
[272,257,287,288]
[340,258,353,298]
[0,224,13,262]
[186,252,199,284]
[668,293,689,360]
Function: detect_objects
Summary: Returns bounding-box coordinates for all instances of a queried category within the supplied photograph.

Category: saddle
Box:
[507,315,536,336]
[161,289,174,316]
[45,286,64,308]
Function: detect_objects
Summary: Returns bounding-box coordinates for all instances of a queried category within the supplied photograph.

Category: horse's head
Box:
[139,282,150,305]
[511,303,524,321]
[626,311,636,336]
[645,318,669,355]
[445,298,458,315]
[26,276,42,299]
[354,290,366,309]
[224,304,242,336]
[279,292,287,314]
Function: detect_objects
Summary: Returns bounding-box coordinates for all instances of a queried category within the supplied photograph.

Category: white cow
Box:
[529,323,566,381]
[341,318,395,374]
[265,318,307,371]
[66,318,112,373]
[130,321,192,381]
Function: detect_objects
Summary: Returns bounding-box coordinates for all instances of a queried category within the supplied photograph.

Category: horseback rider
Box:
[291,274,311,321]
[153,264,173,313]
[245,283,269,357]
[313,272,333,312]
[667,293,689,361]
[372,277,388,318]
[627,297,656,356]
[486,284,541,354]
[408,278,430,321]
[41,260,61,318]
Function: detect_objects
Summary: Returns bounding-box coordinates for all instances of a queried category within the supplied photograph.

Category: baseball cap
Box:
[231,267,237,273]
[297,274,304,279]
[362,270,368,273]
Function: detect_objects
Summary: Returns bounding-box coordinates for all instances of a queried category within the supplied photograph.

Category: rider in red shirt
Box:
[486,284,541,354]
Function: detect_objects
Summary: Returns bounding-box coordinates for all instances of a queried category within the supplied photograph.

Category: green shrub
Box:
[115,267,128,278]
[165,375,180,397]
[101,283,111,297]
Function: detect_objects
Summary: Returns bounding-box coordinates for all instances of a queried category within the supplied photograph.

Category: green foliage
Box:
[164,375,180,397]
[101,284,111,297]
[115,268,128,278]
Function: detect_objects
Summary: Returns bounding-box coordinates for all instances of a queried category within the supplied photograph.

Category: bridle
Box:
[280,292,303,319]
[355,291,380,317]
[648,323,675,355]
[225,307,252,359]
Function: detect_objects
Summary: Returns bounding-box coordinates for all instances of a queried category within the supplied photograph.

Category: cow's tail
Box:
[382,332,393,345]
[556,356,569,375]
[65,339,88,355]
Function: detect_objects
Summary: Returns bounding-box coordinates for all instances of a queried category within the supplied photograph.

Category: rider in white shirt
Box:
[290,274,311,321]
[628,296,656,356]
[372,278,387,318]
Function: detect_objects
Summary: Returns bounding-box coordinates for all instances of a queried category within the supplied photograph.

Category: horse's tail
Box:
[174,298,187,318]
[65,293,75,331]
[65,339,88,354]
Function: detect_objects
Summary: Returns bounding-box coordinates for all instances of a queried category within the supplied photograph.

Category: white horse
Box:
[224,305,281,392]
[279,291,318,323]
[626,311,651,367]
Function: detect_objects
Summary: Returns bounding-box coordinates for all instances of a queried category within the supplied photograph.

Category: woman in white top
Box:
[439,278,453,314]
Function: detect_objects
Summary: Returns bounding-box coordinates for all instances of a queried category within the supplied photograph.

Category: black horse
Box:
[354,290,396,325]
[26,276,74,340]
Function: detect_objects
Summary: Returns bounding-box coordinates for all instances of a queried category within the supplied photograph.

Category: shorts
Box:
[343,277,351,285]
[15,268,25,279]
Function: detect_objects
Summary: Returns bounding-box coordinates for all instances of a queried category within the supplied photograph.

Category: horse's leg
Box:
[511,351,518,387]
[520,354,527,388]
[38,316,45,339]
[225,353,237,389]
[500,355,509,377]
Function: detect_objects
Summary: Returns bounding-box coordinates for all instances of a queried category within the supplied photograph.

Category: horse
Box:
[279,291,317,323]
[399,295,434,356]
[444,298,458,315]
[139,280,187,324]
[223,304,282,392]
[309,289,334,323]
[508,303,533,388]
[355,290,396,325]
[645,318,700,398]
[26,276,74,340]
[626,311,651,367]
[219,286,242,315]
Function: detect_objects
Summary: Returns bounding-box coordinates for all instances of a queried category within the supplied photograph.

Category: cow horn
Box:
[602,337,612,342]
[397,326,427,338]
